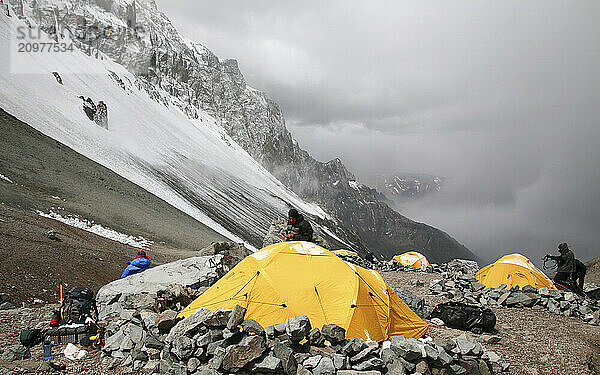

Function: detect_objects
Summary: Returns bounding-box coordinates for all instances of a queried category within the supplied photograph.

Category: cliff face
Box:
[11,0,475,261]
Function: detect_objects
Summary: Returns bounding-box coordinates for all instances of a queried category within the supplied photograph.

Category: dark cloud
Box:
[157,0,600,262]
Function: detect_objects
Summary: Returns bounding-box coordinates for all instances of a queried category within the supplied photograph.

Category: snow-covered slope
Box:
[0,9,331,250]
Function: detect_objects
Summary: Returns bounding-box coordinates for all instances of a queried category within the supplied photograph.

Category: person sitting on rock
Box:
[573,258,587,290]
[120,250,151,279]
[284,208,314,242]
[547,242,574,285]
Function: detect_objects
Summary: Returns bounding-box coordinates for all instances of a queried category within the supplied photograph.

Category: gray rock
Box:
[208,346,226,370]
[504,292,536,308]
[297,364,313,375]
[308,328,326,346]
[252,355,283,373]
[455,334,476,355]
[272,342,297,375]
[333,353,348,370]
[351,356,384,371]
[321,323,346,344]
[424,344,439,361]
[144,334,164,350]
[205,308,232,327]
[96,256,222,319]
[497,292,511,305]
[286,315,312,343]
[521,285,539,294]
[350,346,378,363]
[241,318,265,336]
[340,337,367,356]
[222,335,266,371]
[337,371,382,375]
[390,336,424,362]
[187,357,201,373]
[303,355,323,369]
[195,331,211,347]
[393,288,430,319]
[156,310,178,334]
[227,304,247,330]
[414,359,430,375]
[171,336,195,361]
[313,357,336,375]
[166,307,212,344]
[140,310,159,330]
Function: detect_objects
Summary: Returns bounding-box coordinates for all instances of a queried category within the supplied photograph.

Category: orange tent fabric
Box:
[475,253,556,290]
[179,241,428,341]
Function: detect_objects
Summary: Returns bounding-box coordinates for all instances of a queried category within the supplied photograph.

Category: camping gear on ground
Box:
[179,241,429,341]
[49,310,61,327]
[61,287,97,324]
[429,302,496,333]
[45,324,89,345]
[20,329,43,349]
[476,253,556,290]
[43,340,52,360]
[391,251,430,269]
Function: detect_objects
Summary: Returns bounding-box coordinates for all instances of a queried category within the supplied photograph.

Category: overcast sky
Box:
[156,0,600,263]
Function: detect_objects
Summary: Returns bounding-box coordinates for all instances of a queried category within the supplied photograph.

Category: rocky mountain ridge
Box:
[7,0,474,262]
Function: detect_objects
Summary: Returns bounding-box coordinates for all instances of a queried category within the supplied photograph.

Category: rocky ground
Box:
[1,264,599,374]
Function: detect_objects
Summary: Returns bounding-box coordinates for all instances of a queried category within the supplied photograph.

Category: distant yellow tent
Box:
[333,249,360,258]
[391,251,430,269]
[475,253,556,290]
[179,241,428,341]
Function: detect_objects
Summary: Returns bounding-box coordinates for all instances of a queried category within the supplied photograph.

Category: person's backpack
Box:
[20,329,43,348]
[62,287,97,324]
[429,301,496,333]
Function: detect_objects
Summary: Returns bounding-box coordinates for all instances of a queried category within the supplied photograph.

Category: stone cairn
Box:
[100,299,509,375]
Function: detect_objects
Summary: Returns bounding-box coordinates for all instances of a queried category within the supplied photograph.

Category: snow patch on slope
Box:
[38,210,153,249]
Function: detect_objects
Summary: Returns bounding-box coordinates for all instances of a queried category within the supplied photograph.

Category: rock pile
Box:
[101,303,508,375]
[429,277,600,325]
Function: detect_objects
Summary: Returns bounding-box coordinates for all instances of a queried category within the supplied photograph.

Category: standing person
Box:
[284,208,314,242]
[121,250,151,279]
[573,259,587,290]
[547,243,575,284]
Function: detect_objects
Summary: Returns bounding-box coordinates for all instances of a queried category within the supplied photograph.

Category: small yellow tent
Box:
[391,251,430,269]
[179,241,428,341]
[333,249,360,258]
[475,253,556,290]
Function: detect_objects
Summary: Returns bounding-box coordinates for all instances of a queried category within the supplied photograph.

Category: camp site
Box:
[1,0,599,374]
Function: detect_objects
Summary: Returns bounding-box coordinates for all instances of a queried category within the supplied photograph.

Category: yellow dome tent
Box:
[391,251,430,270]
[475,253,556,290]
[179,241,428,341]
[333,249,360,258]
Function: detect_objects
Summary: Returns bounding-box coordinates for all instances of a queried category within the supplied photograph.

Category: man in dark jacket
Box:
[547,242,575,284]
[573,259,587,290]
[284,208,314,242]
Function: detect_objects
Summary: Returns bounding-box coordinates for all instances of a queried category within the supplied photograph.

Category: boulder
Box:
[227,304,246,330]
[251,355,283,373]
[155,310,178,333]
[96,256,223,319]
[166,308,212,344]
[313,356,336,375]
[205,309,232,328]
[272,342,297,375]
[241,319,265,336]
[321,324,346,344]
[286,315,312,343]
[222,335,266,371]
[394,288,430,319]
[309,327,326,346]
